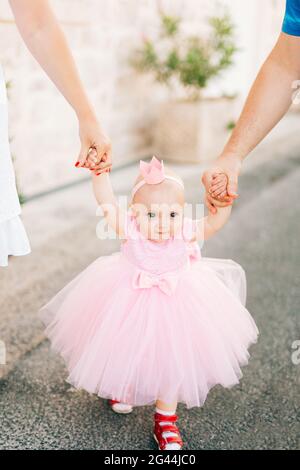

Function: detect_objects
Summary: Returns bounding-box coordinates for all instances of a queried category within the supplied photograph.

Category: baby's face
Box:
[131,180,185,242]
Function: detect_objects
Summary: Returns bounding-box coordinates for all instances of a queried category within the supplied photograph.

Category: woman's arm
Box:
[9,0,111,171]
[202,32,300,212]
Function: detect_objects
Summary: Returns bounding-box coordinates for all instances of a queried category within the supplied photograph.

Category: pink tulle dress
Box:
[40,212,259,409]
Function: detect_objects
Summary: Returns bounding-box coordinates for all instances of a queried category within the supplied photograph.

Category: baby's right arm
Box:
[92,171,127,238]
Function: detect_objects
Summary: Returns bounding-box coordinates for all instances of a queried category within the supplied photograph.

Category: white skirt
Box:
[0,65,30,267]
[0,216,31,267]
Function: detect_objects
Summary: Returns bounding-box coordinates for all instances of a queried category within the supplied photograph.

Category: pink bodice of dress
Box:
[120,213,200,276]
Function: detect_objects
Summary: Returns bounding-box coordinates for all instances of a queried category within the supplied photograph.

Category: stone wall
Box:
[0,0,285,198]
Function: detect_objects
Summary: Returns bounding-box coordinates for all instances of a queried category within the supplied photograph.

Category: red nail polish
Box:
[75,162,80,167]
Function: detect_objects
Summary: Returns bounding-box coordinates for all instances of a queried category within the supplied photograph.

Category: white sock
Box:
[155,407,181,450]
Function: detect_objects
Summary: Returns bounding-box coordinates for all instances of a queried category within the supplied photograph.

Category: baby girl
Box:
[40,156,258,450]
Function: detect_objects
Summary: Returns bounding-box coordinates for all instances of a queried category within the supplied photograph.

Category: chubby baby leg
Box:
[154,400,183,450]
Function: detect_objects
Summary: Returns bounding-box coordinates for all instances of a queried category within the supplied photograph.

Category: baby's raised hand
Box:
[208,173,229,200]
[209,172,239,202]
[86,148,112,175]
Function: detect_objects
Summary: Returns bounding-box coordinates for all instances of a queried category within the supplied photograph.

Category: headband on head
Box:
[131,156,184,200]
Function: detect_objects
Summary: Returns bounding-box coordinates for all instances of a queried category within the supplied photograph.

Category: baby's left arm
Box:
[92,172,127,238]
[191,205,232,242]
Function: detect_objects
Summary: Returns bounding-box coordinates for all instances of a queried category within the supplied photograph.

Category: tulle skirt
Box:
[40,252,259,409]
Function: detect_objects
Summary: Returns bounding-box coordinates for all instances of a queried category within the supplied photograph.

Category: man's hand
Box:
[202,154,242,214]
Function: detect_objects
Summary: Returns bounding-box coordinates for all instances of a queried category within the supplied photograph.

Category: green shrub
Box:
[131,12,237,100]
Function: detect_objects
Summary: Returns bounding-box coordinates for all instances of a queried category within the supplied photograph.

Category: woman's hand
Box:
[202,154,242,214]
[75,117,112,174]
[86,148,111,175]
[8,0,112,174]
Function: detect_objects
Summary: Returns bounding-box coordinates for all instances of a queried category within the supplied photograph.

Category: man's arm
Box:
[203,32,300,211]
[222,32,300,162]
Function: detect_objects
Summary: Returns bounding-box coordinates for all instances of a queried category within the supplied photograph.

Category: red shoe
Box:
[153,412,183,450]
[108,399,133,414]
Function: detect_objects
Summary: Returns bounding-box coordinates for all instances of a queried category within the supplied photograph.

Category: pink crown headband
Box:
[131,156,184,200]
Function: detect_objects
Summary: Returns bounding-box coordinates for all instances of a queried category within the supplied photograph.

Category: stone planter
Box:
[153,96,238,163]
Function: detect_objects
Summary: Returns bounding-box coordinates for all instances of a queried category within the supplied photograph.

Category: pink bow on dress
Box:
[187,242,201,261]
[132,268,179,296]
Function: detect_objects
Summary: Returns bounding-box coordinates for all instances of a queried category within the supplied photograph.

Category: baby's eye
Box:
[170,212,178,218]
[147,212,156,218]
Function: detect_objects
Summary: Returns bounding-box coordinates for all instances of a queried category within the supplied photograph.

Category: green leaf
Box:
[161,15,180,37]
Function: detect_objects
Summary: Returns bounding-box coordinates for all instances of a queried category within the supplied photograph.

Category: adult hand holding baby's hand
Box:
[202,154,242,214]
[87,148,111,175]
[75,116,112,174]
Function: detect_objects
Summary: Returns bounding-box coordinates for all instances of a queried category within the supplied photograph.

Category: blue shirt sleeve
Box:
[282,0,300,36]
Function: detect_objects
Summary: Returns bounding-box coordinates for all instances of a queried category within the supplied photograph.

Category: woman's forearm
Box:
[9,0,96,121]
[221,32,300,162]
